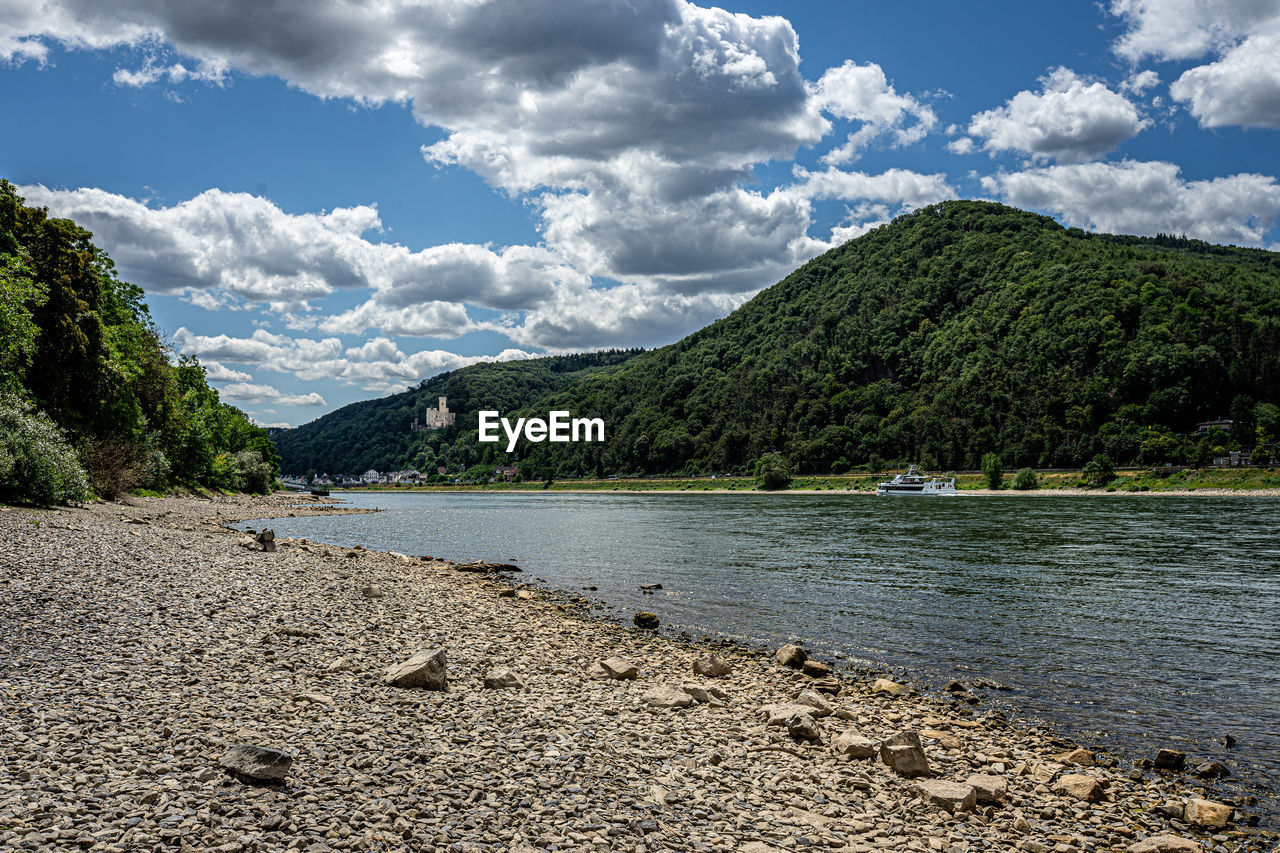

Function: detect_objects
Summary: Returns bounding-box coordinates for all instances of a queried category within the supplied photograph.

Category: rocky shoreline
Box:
[1,494,1272,853]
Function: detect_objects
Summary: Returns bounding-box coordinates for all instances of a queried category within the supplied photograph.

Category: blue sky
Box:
[3,0,1279,426]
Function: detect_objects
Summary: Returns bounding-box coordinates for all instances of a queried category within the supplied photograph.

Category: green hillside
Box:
[276,201,1280,478]
[272,350,642,476]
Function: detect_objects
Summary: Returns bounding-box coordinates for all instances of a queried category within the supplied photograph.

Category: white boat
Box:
[875,466,958,496]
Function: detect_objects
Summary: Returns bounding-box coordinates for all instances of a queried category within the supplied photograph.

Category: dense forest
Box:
[0,180,279,504]
[278,200,1280,479]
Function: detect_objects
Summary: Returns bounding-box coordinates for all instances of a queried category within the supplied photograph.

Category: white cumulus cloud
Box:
[219,383,327,407]
[814,61,936,164]
[966,68,1149,163]
[982,160,1280,247]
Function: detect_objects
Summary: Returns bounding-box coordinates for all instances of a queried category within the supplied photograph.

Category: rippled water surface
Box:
[240,491,1280,818]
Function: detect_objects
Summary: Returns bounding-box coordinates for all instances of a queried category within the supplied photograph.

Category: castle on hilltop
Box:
[411,396,456,431]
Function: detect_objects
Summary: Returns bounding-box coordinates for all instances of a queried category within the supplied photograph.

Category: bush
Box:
[0,392,92,505]
[755,452,792,490]
[80,436,149,499]
[1011,467,1038,490]
[1082,453,1116,487]
[233,450,275,494]
[981,452,1004,490]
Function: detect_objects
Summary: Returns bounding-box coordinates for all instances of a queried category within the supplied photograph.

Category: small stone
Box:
[633,611,659,629]
[1183,798,1233,829]
[944,680,967,693]
[965,773,1007,804]
[1052,773,1104,802]
[599,657,639,680]
[482,667,523,689]
[219,745,292,782]
[834,731,878,759]
[1153,748,1185,772]
[775,643,807,668]
[913,779,977,813]
[642,685,694,708]
[383,647,448,690]
[1126,835,1202,853]
[786,712,821,742]
[800,660,830,677]
[871,678,908,696]
[1156,800,1184,819]
[692,655,733,677]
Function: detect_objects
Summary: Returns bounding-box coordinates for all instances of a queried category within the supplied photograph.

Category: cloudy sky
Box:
[4,0,1279,427]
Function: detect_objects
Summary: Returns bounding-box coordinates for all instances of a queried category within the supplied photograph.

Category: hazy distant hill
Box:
[275,201,1280,478]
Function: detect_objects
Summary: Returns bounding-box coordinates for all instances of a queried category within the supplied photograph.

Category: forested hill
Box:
[272,350,643,476]
[276,201,1280,479]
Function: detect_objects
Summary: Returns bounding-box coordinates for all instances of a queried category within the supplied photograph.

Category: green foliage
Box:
[0,391,92,505]
[1082,453,1117,487]
[275,201,1280,478]
[462,463,496,483]
[0,179,277,502]
[1011,467,1038,490]
[754,452,792,490]
[981,453,1004,490]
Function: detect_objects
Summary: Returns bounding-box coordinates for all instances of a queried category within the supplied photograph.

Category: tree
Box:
[755,452,792,490]
[981,453,1004,490]
[1082,453,1116,487]
[1011,467,1038,490]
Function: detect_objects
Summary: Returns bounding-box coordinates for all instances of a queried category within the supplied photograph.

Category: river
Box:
[237,490,1280,822]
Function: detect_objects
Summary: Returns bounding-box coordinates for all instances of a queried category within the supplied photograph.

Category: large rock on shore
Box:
[871,678,908,696]
[913,779,976,813]
[965,773,1008,804]
[1127,835,1202,853]
[879,731,931,777]
[790,689,832,717]
[482,667,524,689]
[834,730,878,759]
[633,611,659,629]
[775,643,807,668]
[692,655,733,677]
[642,685,694,708]
[1184,797,1233,828]
[599,657,639,680]
[1153,748,1185,771]
[786,712,821,742]
[219,745,292,782]
[1053,773,1105,802]
[383,647,448,689]
[1058,747,1095,767]
[761,703,822,727]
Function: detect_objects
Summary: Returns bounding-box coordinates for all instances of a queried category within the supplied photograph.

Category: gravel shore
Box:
[1,494,1271,853]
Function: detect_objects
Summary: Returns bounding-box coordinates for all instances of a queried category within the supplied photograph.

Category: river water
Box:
[237,491,1279,821]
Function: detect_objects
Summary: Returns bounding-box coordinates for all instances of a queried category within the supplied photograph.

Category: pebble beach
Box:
[0,494,1272,853]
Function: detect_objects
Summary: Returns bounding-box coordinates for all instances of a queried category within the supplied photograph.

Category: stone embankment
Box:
[0,494,1270,852]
